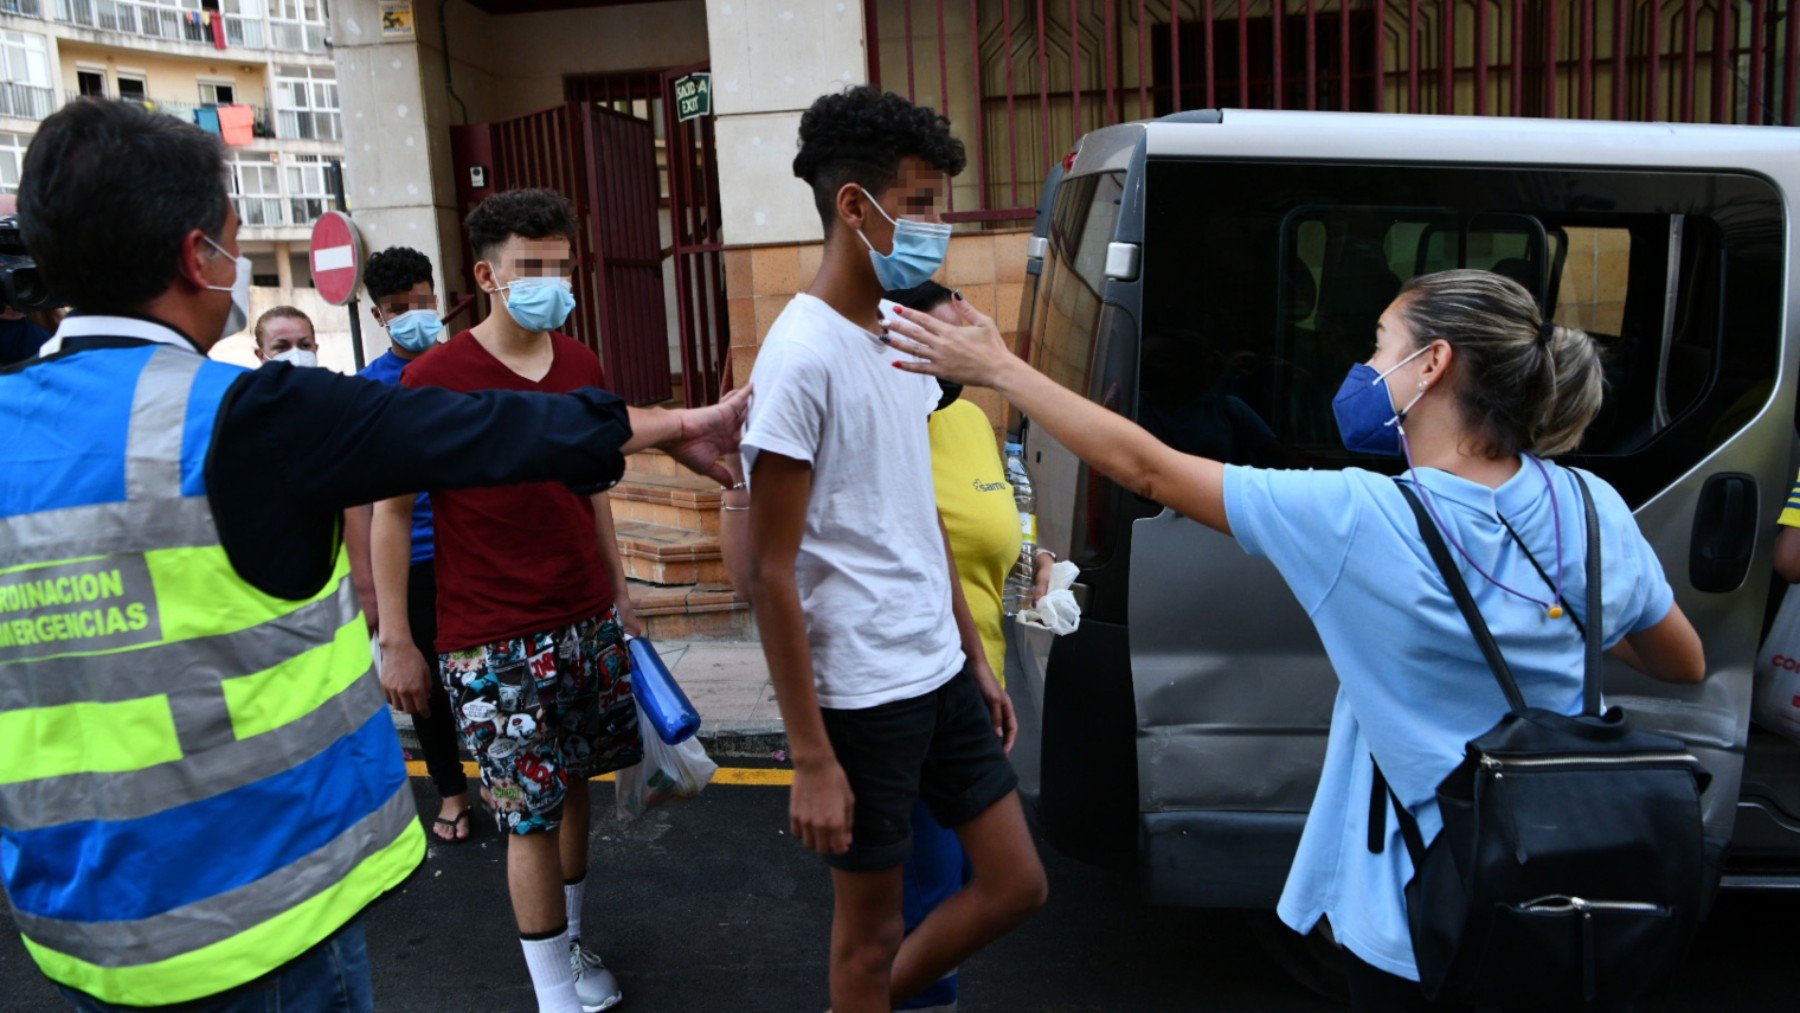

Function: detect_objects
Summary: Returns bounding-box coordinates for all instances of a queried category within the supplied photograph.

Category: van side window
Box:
[1139,161,1780,507]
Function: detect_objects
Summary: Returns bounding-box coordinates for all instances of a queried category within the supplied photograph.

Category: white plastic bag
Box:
[1016,560,1082,635]
[1753,585,1800,743]
[614,700,718,819]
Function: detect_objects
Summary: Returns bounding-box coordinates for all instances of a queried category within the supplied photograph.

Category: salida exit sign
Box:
[674,72,712,123]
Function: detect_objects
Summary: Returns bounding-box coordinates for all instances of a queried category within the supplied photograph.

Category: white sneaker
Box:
[570,940,622,1012]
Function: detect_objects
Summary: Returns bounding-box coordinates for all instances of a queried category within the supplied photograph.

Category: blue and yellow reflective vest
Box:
[0,341,424,1005]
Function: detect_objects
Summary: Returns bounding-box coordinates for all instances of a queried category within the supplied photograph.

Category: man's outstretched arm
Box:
[212,366,748,516]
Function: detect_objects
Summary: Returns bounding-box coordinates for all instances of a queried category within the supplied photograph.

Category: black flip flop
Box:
[430,809,472,845]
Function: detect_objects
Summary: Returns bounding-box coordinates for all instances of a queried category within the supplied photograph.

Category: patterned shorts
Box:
[439,608,642,835]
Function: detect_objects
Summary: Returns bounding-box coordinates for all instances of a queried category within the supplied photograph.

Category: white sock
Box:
[564,876,585,944]
[520,929,581,1013]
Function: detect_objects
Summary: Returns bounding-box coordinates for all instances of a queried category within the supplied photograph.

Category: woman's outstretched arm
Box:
[886,298,1232,534]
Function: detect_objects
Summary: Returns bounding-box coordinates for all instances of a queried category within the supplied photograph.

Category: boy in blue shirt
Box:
[343,245,471,842]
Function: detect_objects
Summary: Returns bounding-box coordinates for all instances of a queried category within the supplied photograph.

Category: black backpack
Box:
[1369,474,1710,1007]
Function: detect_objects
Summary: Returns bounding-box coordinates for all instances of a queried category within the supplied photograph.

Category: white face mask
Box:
[203,235,252,341]
[270,348,318,368]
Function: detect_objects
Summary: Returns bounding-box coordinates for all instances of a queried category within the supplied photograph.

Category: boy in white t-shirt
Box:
[741,87,1047,1012]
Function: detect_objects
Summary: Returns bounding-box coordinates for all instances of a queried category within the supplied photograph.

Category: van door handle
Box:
[1689,473,1758,593]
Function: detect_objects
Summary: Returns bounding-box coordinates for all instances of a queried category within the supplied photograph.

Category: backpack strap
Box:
[1495,513,1588,641]
[1572,471,1604,717]
[1370,472,1606,860]
[1493,470,1604,716]
[1396,482,1529,713]
[1368,757,1427,868]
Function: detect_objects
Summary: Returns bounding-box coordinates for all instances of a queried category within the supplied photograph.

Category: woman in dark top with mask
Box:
[885,270,1705,1010]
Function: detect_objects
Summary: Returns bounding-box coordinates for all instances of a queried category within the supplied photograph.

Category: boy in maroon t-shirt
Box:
[373,189,636,1013]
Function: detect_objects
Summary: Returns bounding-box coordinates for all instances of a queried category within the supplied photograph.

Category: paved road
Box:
[2,772,1796,1011]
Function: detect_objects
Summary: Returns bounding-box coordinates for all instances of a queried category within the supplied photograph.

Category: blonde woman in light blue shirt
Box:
[886,272,1705,1009]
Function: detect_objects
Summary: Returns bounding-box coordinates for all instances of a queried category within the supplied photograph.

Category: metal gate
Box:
[583,105,670,406]
[662,62,731,408]
[867,0,1800,222]
[450,103,671,405]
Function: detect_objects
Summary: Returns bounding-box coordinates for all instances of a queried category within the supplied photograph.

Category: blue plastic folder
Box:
[626,635,701,744]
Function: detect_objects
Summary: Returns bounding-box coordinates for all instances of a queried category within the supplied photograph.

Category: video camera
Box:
[0,214,54,314]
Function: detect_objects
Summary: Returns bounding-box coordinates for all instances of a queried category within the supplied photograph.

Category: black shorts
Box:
[819,665,1019,872]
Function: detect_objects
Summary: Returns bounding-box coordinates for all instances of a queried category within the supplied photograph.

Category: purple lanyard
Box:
[1398,428,1567,620]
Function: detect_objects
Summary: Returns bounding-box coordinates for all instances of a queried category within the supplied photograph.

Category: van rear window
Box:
[1029,171,1127,398]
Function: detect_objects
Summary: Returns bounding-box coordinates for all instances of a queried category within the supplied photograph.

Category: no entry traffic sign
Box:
[309,211,365,306]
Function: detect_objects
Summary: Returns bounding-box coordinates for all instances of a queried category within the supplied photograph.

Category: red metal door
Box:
[449,103,671,405]
[661,62,731,407]
[582,105,671,405]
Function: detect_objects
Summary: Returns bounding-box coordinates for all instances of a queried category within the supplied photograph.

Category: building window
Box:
[116,73,148,104]
[220,0,268,49]
[0,30,54,120]
[274,65,340,141]
[0,131,29,196]
[285,154,331,226]
[199,80,237,106]
[230,152,285,227]
[77,69,106,99]
[270,0,330,53]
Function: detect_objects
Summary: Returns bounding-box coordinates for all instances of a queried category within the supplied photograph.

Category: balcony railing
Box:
[137,96,273,137]
[277,108,341,141]
[52,2,300,53]
[230,192,329,229]
[1,0,45,18]
[288,195,328,224]
[224,13,263,48]
[0,82,55,120]
[269,18,327,53]
[234,195,286,228]
[57,1,209,44]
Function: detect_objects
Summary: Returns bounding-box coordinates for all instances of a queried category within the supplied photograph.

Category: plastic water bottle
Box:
[1003,442,1037,616]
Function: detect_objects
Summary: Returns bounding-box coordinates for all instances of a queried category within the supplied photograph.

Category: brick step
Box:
[624,448,688,480]
[616,519,730,586]
[610,472,722,534]
[627,579,752,640]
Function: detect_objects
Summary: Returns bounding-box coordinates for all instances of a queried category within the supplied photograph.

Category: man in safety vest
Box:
[0,99,745,1011]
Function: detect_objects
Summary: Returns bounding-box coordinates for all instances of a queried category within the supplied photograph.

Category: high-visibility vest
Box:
[0,343,424,1005]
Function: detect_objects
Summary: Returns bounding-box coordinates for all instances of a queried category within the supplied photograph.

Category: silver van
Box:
[1005,108,1799,982]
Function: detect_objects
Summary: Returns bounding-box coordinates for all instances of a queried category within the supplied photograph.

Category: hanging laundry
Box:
[210,11,228,50]
[193,106,223,136]
[217,104,255,146]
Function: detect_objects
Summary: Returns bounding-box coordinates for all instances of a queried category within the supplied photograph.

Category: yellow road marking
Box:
[405,759,793,786]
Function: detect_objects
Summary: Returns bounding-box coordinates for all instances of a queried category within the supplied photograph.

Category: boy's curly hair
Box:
[363,246,434,304]
[465,188,576,261]
[792,86,966,232]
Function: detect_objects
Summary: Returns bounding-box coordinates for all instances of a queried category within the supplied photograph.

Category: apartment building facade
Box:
[0,0,355,370]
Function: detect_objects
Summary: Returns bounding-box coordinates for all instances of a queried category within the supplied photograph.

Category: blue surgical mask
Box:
[1331,344,1431,456]
[499,277,575,333]
[857,187,951,291]
[385,309,444,352]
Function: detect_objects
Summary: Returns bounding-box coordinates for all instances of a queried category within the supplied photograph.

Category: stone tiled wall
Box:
[724,229,1034,430]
